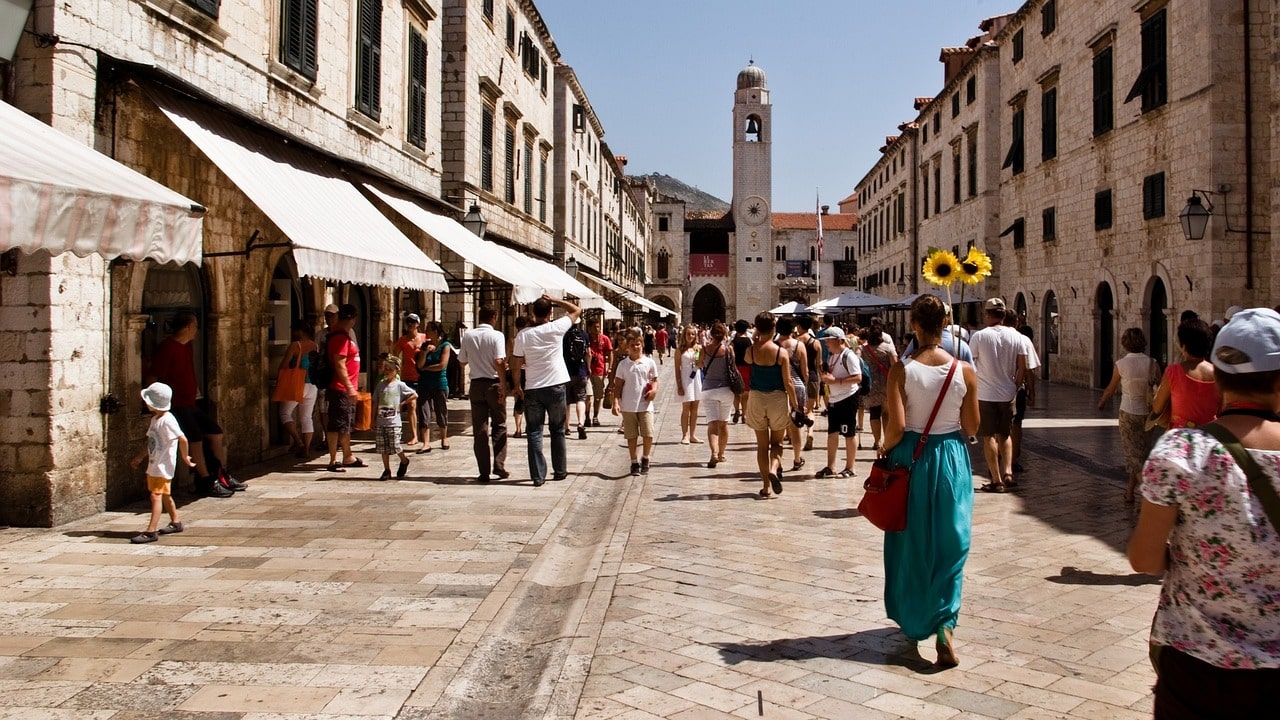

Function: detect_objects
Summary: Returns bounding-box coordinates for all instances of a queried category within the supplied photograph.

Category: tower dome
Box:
[736,61,767,90]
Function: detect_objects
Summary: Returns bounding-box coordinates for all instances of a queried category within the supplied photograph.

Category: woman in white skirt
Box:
[675,324,704,444]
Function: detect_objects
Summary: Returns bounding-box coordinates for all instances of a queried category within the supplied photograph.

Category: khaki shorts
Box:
[746,389,790,432]
[979,399,1015,437]
[590,375,606,399]
[146,475,172,495]
[621,411,654,440]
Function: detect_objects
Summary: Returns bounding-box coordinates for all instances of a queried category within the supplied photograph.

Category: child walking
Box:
[374,355,418,480]
[130,382,196,544]
[611,328,659,476]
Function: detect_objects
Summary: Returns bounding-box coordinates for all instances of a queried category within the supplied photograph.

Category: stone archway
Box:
[1095,282,1115,388]
[1146,277,1170,367]
[691,284,726,326]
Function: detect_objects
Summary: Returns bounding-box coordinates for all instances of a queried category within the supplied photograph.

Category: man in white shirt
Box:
[458,306,509,483]
[510,294,581,486]
[967,297,1027,493]
[1004,311,1041,474]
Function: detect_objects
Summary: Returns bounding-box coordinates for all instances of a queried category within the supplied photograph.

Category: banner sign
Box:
[689,253,728,276]
[785,260,812,278]
[832,260,858,287]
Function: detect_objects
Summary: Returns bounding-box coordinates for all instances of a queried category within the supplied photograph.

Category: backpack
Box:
[564,326,588,374]
[840,351,873,397]
[311,330,345,387]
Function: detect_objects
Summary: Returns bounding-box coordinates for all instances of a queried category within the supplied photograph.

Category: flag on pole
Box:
[815,192,824,260]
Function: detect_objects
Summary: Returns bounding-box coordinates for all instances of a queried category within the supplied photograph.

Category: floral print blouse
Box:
[1143,428,1280,669]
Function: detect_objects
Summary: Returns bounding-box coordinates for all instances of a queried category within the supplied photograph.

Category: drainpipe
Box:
[1242,0,1254,290]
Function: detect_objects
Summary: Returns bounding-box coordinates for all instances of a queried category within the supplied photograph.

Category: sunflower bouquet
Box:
[921,246,993,352]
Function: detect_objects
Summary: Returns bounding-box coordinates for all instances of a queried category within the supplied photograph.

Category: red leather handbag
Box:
[858,359,957,532]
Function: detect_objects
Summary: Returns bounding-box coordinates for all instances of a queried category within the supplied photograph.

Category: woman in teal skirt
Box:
[879,295,980,667]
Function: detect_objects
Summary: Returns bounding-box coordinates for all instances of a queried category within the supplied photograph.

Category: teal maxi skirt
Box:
[882,430,974,641]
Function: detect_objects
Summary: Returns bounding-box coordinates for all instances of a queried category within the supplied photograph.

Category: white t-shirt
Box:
[146,412,185,479]
[615,355,658,413]
[1019,333,1041,374]
[373,379,417,427]
[827,347,861,404]
[1116,352,1158,415]
[968,324,1025,402]
[513,316,572,390]
[457,323,506,380]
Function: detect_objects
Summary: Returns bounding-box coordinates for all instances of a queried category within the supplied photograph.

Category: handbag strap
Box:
[1200,423,1280,534]
[913,358,959,462]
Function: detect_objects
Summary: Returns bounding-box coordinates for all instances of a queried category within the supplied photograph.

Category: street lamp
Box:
[0,0,33,61]
[462,203,487,238]
[1179,193,1212,241]
[565,255,579,278]
[896,274,913,296]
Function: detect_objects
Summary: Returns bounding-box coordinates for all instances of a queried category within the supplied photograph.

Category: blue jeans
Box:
[523,383,567,482]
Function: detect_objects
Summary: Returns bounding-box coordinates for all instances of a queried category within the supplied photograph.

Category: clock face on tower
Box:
[740,195,768,226]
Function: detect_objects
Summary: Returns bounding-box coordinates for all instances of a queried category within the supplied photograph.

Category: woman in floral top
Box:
[1129,308,1280,719]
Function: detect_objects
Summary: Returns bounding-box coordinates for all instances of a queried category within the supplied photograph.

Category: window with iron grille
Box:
[406,27,427,149]
[1041,87,1057,161]
[1002,107,1024,175]
[1042,207,1056,241]
[503,125,516,204]
[1093,46,1114,136]
[1095,188,1113,230]
[1142,172,1166,220]
[480,105,494,191]
[354,0,382,120]
[280,0,318,79]
[1125,9,1167,113]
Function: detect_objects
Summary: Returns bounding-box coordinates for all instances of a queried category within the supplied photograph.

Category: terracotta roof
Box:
[838,191,858,206]
[913,97,934,110]
[772,212,856,231]
[939,46,974,57]
[884,135,899,146]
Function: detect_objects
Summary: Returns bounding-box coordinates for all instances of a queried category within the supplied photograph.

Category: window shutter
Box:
[407,28,427,148]
[356,0,382,119]
[1041,88,1057,161]
[480,106,494,191]
[187,0,220,18]
[281,0,318,79]
[504,125,516,203]
[1093,47,1113,136]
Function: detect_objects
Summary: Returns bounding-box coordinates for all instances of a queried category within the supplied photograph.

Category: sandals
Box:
[758,488,772,498]
[814,467,836,479]
[837,468,855,478]
[417,447,432,454]
[791,458,806,471]
[769,472,783,495]
[979,482,1008,493]
[1002,473,1018,488]
[343,458,367,468]
[326,463,345,473]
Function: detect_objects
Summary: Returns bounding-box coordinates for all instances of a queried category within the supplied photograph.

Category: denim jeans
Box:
[523,383,567,482]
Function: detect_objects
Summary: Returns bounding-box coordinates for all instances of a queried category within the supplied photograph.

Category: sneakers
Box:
[814,467,837,479]
[130,531,158,544]
[397,459,409,478]
[630,462,641,476]
[577,426,588,440]
[217,470,247,492]
[198,478,234,498]
[640,458,650,474]
[157,522,183,535]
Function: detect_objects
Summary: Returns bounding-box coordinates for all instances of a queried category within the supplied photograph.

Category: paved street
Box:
[0,361,1158,719]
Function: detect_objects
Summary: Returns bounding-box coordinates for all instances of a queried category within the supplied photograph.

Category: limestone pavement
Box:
[0,360,1157,719]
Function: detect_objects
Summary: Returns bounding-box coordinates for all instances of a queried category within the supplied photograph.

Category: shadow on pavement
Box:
[654,492,760,502]
[813,508,861,519]
[713,629,932,672]
[1046,566,1160,586]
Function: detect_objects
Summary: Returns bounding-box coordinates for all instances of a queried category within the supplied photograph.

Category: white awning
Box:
[495,247,622,320]
[362,184,561,304]
[0,99,204,263]
[151,91,446,291]
[579,270,676,318]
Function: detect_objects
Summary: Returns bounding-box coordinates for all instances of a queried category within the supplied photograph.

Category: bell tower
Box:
[731,60,772,318]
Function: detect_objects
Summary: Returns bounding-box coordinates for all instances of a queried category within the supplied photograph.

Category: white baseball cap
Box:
[1212,308,1280,374]
[141,382,173,411]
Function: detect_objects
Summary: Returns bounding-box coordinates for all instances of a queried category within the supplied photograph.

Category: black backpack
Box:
[311,330,344,387]
[564,327,588,373]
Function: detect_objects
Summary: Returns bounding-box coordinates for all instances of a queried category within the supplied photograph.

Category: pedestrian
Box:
[1098,327,1161,502]
[814,327,861,479]
[324,303,366,473]
[587,318,613,426]
[564,318,591,440]
[880,293,980,668]
[654,323,669,365]
[643,325,656,358]
[458,306,510,483]
[796,315,824,449]
[277,319,319,459]
[1128,308,1280,718]
[967,298,1027,493]
[314,303,339,450]
[393,313,425,446]
[129,382,196,543]
[776,317,811,470]
[675,324,704,444]
[416,320,453,451]
[731,319,753,423]
[147,311,243,497]
[372,355,416,480]
[901,304,974,364]
[510,315,530,438]
[1005,312,1040,474]
[860,327,895,452]
[611,327,658,476]
[1151,319,1217,429]
[699,321,734,468]
[511,294,581,486]
[743,312,799,498]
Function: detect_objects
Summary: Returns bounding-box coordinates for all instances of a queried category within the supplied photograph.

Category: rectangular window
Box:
[505,8,515,51]
[922,173,930,219]
[967,132,978,197]
[280,0,318,79]
[933,163,941,214]
[571,104,586,132]
[1143,172,1166,220]
[354,0,382,120]
[503,125,516,204]
[540,58,548,95]
[482,0,493,22]
[538,155,547,222]
[405,27,427,149]
[1095,189,1113,230]
[922,122,928,144]
[951,93,960,118]
[1126,8,1168,113]
[658,216,669,232]
[966,75,976,104]
[1002,107,1024,175]
[1011,29,1024,63]
[523,141,533,213]
[185,0,219,18]
[1042,207,1056,241]
[952,150,962,205]
[1041,87,1057,161]
[480,105,494,191]
[1001,217,1026,249]
[933,113,941,133]
[896,193,905,234]
[1041,0,1056,36]
[1093,46,1114,136]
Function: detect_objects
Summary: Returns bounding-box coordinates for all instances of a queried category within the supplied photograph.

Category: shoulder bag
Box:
[724,343,746,395]
[858,358,959,532]
[271,342,306,403]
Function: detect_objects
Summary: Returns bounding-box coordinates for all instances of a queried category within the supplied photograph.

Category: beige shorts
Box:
[745,389,790,432]
[621,411,654,440]
[146,475,172,495]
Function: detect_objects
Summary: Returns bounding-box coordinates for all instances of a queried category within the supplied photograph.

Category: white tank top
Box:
[902,358,967,434]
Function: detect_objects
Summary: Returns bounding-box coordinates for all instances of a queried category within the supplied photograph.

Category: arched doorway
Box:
[1014,293,1028,326]
[1095,282,1115,388]
[691,284,726,326]
[1042,290,1058,381]
[1147,277,1169,367]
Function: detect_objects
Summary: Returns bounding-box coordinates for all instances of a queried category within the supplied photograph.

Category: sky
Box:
[537,0,1019,214]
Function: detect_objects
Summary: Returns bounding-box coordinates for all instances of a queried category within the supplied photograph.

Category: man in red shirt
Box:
[654,324,669,365]
[325,304,364,472]
[587,319,613,426]
[147,312,240,498]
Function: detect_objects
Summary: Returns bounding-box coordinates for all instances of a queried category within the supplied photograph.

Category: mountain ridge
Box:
[634,173,730,215]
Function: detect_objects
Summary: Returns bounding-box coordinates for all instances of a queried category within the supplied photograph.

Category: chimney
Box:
[821,205,830,216]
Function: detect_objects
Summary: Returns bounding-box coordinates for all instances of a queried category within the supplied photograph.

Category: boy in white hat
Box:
[130,382,196,543]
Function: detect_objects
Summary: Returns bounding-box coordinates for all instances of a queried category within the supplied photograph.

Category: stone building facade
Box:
[852,0,1275,386]
[0,0,649,526]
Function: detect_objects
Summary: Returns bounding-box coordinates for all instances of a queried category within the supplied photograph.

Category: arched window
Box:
[744,114,762,142]
[657,248,669,280]
[775,245,787,261]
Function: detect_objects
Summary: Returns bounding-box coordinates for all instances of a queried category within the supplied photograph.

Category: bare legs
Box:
[754,428,785,496]
[983,434,1013,487]
[707,419,728,465]
[680,401,701,443]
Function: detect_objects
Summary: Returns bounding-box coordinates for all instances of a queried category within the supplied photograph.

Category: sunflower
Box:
[922,249,961,287]
[957,246,993,286]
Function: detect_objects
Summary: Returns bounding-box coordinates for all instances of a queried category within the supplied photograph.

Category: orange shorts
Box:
[146,475,172,495]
